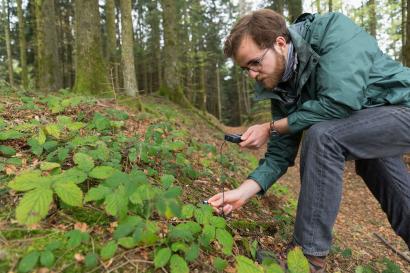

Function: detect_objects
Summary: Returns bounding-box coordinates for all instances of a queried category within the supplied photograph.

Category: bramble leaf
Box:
[73,152,95,172]
[154,247,172,268]
[287,247,310,273]
[170,254,189,273]
[89,166,116,179]
[236,255,264,273]
[53,181,83,207]
[18,251,40,273]
[16,187,53,225]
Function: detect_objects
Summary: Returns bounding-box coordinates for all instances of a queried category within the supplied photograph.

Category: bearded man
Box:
[207,9,410,272]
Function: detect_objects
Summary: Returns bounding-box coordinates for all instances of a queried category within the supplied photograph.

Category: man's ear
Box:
[275,36,287,48]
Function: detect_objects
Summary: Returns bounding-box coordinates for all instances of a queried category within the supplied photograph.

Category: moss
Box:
[230,220,277,235]
[158,85,192,109]
[0,229,52,240]
[63,207,111,226]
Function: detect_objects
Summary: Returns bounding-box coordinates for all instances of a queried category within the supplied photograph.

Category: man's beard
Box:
[257,50,286,89]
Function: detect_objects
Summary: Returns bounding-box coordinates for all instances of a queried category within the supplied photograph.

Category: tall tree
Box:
[73,0,110,94]
[2,0,14,86]
[329,0,333,12]
[287,0,302,22]
[119,0,137,96]
[35,0,63,91]
[17,0,28,88]
[146,0,161,93]
[368,0,377,37]
[405,0,410,65]
[105,0,119,91]
[159,0,190,107]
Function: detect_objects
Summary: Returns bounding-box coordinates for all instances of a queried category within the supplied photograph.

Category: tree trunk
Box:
[119,0,138,97]
[287,0,302,23]
[316,0,322,13]
[216,62,222,120]
[329,0,333,12]
[273,0,284,15]
[73,0,110,94]
[17,0,28,88]
[106,0,119,91]
[35,0,63,92]
[2,0,14,86]
[368,0,376,37]
[402,0,406,62]
[405,0,410,65]
[160,0,178,90]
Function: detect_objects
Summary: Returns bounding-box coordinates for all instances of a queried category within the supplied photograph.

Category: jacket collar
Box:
[254,26,320,101]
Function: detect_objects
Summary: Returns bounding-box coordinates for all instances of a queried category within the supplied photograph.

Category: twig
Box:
[374,233,410,264]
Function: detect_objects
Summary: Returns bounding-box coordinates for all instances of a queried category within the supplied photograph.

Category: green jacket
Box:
[248,12,410,194]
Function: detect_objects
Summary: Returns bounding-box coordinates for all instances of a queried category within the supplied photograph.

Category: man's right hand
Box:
[207,179,262,215]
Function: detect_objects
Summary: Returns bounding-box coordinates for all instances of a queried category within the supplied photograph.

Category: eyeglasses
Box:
[241,48,270,74]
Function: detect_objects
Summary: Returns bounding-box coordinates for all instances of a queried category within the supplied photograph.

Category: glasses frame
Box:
[241,48,270,74]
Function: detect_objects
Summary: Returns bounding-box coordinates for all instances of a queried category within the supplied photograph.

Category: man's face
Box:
[234,35,286,89]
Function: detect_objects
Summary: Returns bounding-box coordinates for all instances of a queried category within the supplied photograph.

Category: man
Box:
[207,9,410,272]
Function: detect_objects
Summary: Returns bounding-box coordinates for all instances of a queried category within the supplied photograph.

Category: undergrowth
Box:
[0,87,404,272]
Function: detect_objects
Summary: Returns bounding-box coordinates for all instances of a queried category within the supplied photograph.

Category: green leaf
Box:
[73,152,95,172]
[181,204,195,219]
[161,174,175,189]
[235,255,264,273]
[0,130,24,141]
[8,170,43,191]
[6,157,22,166]
[171,242,188,252]
[36,129,46,145]
[118,237,137,249]
[185,243,199,262]
[28,138,43,156]
[287,247,310,273]
[85,252,99,268]
[264,263,285,273]
[199,225,216,247]
[170,254,189,273]
[45,241,63,251]
[214,257,228,272]
[57,147,70,162]
[40,250,55,267]
[355,265,376,273]
[85,185,111,202]
[104,186,128,217]
[65,230,83,248]
[54,167,87,184]
[382,258,402,273]
[154,247,172,269]
[18,251,40,273]
[40,162,61,171]
[16,187,53,225]
[210,216,226,228]
[89,166,116,179]
[216,228,233,255]
[53,181,83,207]
[0,145,16,157]
[45,124,61,139]
[100,241,117,260]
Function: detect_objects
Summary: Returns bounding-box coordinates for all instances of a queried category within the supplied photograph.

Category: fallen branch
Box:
[374,233,410,264]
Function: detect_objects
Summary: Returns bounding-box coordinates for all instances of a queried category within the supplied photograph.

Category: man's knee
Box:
[303,122,338,147]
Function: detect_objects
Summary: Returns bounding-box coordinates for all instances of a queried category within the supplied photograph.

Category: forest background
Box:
[1,0,409,124]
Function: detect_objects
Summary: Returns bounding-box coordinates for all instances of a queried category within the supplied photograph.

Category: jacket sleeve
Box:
[247,102,302,194]
[287,12,379,134]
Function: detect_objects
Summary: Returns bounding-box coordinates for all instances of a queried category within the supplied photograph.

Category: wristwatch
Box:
[269,120,280,136]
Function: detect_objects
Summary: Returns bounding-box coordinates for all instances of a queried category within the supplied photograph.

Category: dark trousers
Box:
[293,106,410,256]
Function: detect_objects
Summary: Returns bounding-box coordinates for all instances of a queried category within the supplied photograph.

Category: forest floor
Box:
[223,126,410,272]
[1,90,409,272]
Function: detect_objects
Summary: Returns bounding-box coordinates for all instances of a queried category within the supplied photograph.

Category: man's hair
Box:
[224,9,290,58]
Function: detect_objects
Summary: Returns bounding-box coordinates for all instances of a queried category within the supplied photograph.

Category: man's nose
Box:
[248,70,259,79]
